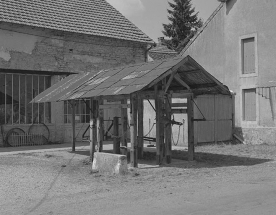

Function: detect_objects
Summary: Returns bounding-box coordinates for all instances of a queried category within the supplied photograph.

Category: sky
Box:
[106,0,220,42]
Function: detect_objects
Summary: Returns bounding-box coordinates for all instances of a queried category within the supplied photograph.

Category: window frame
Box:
[0,72,52,125]
[241,87,259,127]
[239,33,258,78]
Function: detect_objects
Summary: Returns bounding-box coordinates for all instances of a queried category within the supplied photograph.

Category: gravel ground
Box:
[1,144,276,215]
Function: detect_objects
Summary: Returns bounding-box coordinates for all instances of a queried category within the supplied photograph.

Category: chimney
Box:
[158,37,164,44]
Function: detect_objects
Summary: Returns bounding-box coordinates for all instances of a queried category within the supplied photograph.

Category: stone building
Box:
[181,0,276,144]
[148,37,178,61]
[0,0,154,145]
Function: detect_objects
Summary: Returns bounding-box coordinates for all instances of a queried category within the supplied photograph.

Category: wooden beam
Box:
[89,99,95,161]
[171,103,187,108]
[130,94,138,167]
[148,57,189,88]
[99,104,130,109]
[137,95,144,159]
[113,117,120,154]
[171,92,193,98]
[165,94,172,164]
[187,56,230,94]
[97,99,104,152]
[93,100,98,156]
[121,99,128,156]
[174,73,191,90]
[164,73,175,93]
[71,100,76,152]
[187,95,195,161]
[171,109,187,114]
[155,84,165,165]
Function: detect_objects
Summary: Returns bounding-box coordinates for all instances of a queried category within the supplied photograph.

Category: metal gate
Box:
[194,94,234,144]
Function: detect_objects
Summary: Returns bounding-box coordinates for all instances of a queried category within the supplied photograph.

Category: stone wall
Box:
[0,22,148,146]
[0,22,147,73]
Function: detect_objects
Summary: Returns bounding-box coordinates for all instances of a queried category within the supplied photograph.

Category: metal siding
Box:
[197,121,215,143]
[195,95,233,143]
[217,120,232,141]
[32,56,231,102]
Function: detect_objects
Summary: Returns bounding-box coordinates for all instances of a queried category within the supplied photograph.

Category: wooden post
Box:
[90,99,97,162]
[130,94,138,167]
[214,95,218,144]
[137,95,144,159]
[121,99,128,155]
[113,116,120,154]
[71,100,76,152]
[89,99,94,161]
[165,94,172,164]
[187,95,195,161]
[155,85,164,165]
[97,99,104,152]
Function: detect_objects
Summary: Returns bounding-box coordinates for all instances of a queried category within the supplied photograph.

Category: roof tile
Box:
[0,0,154,44]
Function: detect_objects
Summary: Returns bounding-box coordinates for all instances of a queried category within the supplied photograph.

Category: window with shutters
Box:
[243,89,256,121]
[241,37,256,75]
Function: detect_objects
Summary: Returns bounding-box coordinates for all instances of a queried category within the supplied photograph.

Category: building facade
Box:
[0,0,153,145]
[181,0,276,144]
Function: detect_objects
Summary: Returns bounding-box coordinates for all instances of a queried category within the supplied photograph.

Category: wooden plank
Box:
[120,99,128,156]
[137,95,144,159]
[171,92,193,98]
[130,94,138,167]
[171,103,187,108]
[165,94,172,164]
[71,100,76,152]
[174,73,191,90]
[99,104,130,109]
[113,117,120,154]
[171,109,187,114]
[187,95,195,161]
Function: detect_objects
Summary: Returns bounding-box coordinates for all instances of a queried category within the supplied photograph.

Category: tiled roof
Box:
[150,45,177,54]
[0,0,154,44]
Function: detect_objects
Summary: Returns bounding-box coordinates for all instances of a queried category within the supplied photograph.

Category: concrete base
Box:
[92,152,128,175]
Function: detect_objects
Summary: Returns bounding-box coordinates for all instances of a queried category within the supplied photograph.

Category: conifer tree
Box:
[162,0,203,52]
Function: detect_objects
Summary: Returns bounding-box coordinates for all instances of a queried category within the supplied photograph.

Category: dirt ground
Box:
[1,144,276,215]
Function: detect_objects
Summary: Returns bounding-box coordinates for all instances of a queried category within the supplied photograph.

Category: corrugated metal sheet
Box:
[32,55,231,103]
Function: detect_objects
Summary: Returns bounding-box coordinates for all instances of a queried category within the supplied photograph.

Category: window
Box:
[0,73,51,124]
[242,37,256,74]
[243,89,256,121]
[64,99,90,124]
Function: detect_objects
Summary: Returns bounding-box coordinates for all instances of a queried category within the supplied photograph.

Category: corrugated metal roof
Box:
[32,55,231,103]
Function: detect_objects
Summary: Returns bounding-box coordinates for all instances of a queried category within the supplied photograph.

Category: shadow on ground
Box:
[70,149,273,169]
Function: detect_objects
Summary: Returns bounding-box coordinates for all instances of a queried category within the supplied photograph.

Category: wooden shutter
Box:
[242,37,255,74]
[243,89,256,121]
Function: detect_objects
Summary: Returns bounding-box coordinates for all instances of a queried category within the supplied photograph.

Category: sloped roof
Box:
[0,0,154,44]
[32,55,230,103]
[180,3,224,55]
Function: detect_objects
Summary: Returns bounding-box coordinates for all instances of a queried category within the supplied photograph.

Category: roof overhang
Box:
[32,55,231,103]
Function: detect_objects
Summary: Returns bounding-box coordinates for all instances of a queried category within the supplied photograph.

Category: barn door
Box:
[194,95,233,144]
